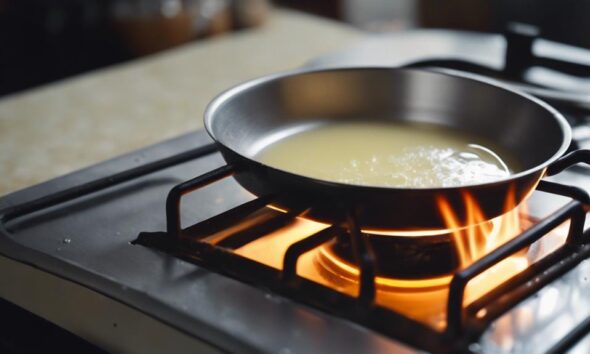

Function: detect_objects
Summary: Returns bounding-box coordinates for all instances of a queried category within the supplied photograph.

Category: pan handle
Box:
[545,150,590,176]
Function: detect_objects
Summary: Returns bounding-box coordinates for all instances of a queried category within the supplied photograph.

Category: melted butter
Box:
[255,122,520,188]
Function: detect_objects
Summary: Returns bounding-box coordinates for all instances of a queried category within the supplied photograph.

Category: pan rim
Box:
[204,66,572,192]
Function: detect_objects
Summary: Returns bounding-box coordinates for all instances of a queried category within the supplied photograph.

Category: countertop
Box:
[0,9,359,196]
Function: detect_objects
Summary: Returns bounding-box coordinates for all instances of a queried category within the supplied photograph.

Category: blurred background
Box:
[1,0,589,98]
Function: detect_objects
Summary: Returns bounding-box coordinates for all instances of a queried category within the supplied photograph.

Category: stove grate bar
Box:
[546,314,590,354]
[446,201,585,336]
[465,240,590,337]
[282,225,342,283]
[446,178,590,337]
[464,206,587,320]
[166,164,235,238]
[537,179,590,204]
[347,211,377,309]
[404,23,590,113]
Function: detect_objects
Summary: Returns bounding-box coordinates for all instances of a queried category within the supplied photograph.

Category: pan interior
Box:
[254,120,520,188]
[207,68,569,182]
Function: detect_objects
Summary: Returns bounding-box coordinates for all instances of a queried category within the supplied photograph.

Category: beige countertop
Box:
[0,9,359,196]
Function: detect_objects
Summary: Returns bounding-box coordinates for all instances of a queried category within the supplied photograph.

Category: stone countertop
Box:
[0,9,359,196]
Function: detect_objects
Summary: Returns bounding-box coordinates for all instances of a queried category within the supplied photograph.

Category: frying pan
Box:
[204,67,586,231]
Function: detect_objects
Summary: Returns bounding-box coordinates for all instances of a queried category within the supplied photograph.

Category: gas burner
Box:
[320,199,530,281]
[322,230,460,280]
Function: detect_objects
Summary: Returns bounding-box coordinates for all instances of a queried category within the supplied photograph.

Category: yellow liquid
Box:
[256,122,519,188]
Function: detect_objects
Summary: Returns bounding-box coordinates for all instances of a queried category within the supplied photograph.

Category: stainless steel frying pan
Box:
[204,67,586,230]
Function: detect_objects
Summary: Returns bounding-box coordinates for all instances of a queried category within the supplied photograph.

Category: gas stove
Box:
[2,28,590,354]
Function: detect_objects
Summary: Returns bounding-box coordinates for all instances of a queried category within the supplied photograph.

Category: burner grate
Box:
[137,156,590,353]
[404,22,590,116]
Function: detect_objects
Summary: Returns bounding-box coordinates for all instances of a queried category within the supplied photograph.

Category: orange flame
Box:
[437,185,523,268]
[436,185,530,305]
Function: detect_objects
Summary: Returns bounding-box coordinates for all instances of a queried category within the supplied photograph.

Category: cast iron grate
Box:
[133,156,590,354]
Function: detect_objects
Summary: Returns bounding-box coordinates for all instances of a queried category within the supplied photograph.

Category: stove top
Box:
[2,29,590,354]
[1,129,589,353]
